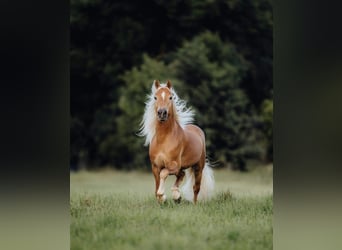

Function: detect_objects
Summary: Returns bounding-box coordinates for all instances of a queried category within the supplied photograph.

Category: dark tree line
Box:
[71,0,273,170]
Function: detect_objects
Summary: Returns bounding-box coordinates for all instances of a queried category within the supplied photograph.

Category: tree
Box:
[70,0,273,169]
[170,32,264,170]
[112,55,178,169]
[116,32,266,170]
[261,98,273,162]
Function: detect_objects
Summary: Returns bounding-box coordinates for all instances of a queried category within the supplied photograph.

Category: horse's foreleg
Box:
[171,170,185,203]
[152,165,160,198]
[156,168,169,203]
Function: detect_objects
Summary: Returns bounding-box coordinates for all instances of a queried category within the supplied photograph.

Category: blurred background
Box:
[70,0,273,171]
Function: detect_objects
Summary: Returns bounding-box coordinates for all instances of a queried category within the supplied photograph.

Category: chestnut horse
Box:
[139,80,214,203]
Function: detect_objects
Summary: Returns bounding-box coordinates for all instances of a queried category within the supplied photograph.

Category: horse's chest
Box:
[152,151,181,174]
[150,139,182,166]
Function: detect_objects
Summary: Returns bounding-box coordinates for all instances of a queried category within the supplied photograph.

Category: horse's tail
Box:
[181,160,215,202]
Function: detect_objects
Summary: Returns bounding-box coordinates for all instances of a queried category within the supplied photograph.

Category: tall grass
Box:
[71,166,273,250]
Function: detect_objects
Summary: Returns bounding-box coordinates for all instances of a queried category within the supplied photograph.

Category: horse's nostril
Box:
[158,109,167,119]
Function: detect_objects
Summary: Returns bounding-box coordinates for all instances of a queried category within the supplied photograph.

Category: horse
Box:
[139,80,214,203]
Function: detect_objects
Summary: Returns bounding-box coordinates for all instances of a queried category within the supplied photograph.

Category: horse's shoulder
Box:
[184,124,205,142]
[184,124,204,134]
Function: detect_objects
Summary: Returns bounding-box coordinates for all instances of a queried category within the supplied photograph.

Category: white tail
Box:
[181,161,215,202]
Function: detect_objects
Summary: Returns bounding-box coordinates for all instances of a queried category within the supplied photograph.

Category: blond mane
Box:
[138,82,194,146]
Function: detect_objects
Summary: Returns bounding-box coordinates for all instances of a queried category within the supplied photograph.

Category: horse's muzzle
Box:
[157,108,168,121]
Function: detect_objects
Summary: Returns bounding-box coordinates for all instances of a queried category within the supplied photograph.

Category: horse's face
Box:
[153,80,173,122]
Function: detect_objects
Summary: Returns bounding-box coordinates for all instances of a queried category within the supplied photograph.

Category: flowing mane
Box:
[139,82,194,146]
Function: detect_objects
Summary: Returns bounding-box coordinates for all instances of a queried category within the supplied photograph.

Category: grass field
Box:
[70,164,273,250]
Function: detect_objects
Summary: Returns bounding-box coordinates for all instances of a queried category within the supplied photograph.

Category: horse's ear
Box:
[154,80,160,89]
[166,80,172,89]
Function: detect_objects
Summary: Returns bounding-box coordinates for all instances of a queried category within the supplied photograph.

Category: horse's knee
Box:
[168,161,179,174]
[160,168,169,179]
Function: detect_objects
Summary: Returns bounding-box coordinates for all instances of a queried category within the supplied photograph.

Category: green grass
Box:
[70,165,273,250]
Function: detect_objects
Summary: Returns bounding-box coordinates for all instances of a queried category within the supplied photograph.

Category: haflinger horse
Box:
[139,80,214,204]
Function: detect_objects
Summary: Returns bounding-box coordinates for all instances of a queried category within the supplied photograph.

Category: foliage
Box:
[261,99,273,161]
[115,55,177,168]
[170,32,265,169]
[70,0,273,170]
[116,32,265,169]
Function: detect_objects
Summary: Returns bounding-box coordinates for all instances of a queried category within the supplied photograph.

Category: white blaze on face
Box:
[161,91,165,101]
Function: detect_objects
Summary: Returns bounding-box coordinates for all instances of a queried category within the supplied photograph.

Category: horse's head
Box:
[152,80,174,122]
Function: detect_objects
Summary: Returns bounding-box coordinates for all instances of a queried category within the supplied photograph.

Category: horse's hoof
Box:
[157,194,166,203]
[171,188,181,200]
[173,196,182,204]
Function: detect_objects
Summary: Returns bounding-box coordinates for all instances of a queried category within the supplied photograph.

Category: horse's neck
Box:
[155,118,182,142]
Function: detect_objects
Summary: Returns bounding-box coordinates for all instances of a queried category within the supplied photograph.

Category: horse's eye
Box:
[169,96,172,100]
[154,96,157,100]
